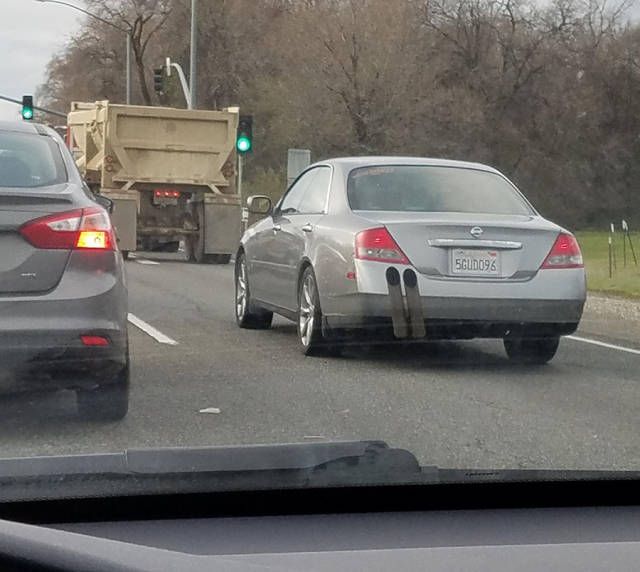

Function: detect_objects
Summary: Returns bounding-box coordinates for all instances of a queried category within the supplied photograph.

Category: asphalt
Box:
[0,252,638,471]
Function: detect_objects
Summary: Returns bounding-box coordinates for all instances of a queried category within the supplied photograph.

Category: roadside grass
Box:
[575,231,640,298]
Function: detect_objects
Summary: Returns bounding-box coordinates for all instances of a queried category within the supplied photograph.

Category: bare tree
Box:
[86,0,172,105]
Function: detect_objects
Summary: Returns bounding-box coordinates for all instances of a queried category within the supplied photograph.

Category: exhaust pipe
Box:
[386,267,409,339]
[403,269,426,339]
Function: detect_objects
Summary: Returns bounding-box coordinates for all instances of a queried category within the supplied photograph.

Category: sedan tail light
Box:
[541,233,583,269]
[20,207,116,251]
[355,227,410,264]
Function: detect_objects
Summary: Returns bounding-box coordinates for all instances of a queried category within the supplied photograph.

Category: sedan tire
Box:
[235,253,273,329]
[503,336,560,365]
[298,267,342,357]
[76,361,130,421]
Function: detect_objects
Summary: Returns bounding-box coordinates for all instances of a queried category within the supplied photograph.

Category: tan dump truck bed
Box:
[67,101,241,260]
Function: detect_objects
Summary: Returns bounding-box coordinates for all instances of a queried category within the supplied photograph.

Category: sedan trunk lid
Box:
[356,211,564,281]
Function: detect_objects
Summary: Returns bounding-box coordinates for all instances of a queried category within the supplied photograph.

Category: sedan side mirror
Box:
[95,194,114,214]
[247,195,272,216]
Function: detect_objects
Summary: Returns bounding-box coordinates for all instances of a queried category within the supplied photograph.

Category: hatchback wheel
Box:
[235,253,273,329]
[503,336,560,364]
[76,362,129,421]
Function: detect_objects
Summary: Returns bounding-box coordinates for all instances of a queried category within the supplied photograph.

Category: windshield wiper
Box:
[0,441,639,503]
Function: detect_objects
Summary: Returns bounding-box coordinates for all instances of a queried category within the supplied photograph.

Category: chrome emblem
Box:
[470,226,483,239]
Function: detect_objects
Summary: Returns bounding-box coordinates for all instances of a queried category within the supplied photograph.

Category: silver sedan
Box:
[235,157,586,364]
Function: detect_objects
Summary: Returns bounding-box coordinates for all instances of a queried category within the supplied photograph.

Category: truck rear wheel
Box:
[185,204,231,264]
[185,204,206,263]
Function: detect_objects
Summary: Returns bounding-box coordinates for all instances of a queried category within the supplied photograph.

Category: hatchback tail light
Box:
[355,227,410,264]
[80,335,110,347]
[20,207,116,251]
[541,233,583,269]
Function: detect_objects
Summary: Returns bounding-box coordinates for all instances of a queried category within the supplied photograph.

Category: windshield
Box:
[0,0,639,500]
[0,131,67,188]
[347,166,534,215]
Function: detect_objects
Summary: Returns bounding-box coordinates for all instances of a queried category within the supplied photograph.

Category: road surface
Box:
[0,253,638,470]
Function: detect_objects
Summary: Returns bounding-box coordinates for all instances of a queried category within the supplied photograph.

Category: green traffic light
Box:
[21,95,34,120]
[236,136,251,153]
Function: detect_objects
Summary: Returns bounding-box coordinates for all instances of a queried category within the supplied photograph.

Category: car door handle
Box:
[301,224,313,233]
[273,224,281,232]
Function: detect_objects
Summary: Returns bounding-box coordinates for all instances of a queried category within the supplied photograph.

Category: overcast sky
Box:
[0,0,82,120]
[1,0,639,122]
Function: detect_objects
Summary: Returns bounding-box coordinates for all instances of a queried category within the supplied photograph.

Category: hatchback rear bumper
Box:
[0,251,128,393]
[0,333,127,393]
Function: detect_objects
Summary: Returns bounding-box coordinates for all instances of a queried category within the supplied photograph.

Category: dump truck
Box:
[67,101,241,263]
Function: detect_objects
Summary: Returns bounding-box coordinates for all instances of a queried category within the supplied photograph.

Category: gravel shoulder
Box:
[579,294,640,348]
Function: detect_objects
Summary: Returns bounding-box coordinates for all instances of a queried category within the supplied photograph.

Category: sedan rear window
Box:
[0,131,67,188]
[347,165,534,216]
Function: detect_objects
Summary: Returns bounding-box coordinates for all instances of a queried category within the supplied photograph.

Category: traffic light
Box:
[153,68,165,95]
[236,115,253,154]
[21,95,34,121]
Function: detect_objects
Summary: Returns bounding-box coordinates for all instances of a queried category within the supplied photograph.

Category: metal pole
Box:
[611,223,617,270]
[126,33,132,104]
[238,153,244,200]
[629,230,638,266]
[239,154,247,233]
[189,0,197,109]
[169,63,192,108]
[0,94,66,118]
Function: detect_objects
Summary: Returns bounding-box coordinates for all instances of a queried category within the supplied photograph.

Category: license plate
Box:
[450,249,500,276]
[153,197,178,206]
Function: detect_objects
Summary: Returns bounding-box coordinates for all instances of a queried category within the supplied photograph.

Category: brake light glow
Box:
[80,335,110,347]
[154,189,181,198]
[20,207,116,251]
[77,231,109,249]
[355,227,410,264]
[541,233,583,269]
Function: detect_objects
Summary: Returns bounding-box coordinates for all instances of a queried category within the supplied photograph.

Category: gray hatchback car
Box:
[236,157,586,364]
[0,121,128,419]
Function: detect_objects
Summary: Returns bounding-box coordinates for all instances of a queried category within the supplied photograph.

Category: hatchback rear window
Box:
[347,165,534,216]
[0,131,67,188]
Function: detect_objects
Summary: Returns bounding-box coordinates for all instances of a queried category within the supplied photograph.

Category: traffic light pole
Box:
[238,152,244,200]
[164,60,193,109]
[0,95,66,119]
[190,0,197,109]
[126,34,132,105]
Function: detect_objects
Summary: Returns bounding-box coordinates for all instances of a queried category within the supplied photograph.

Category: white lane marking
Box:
[127,313,178,345]
[567,335,640,356]
[135,259,160,265]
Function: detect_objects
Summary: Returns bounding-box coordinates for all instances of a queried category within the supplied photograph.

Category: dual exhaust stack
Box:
[386,267,426,339]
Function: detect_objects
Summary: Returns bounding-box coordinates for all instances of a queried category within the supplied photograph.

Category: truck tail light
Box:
[20,207,116,251]
[154,189,180,198]
[355,227,410,264]
[541,233,583,269]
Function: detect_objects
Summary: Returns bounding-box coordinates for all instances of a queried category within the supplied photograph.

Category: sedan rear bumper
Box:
[321,262,585,339]
[325,292,582,325]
